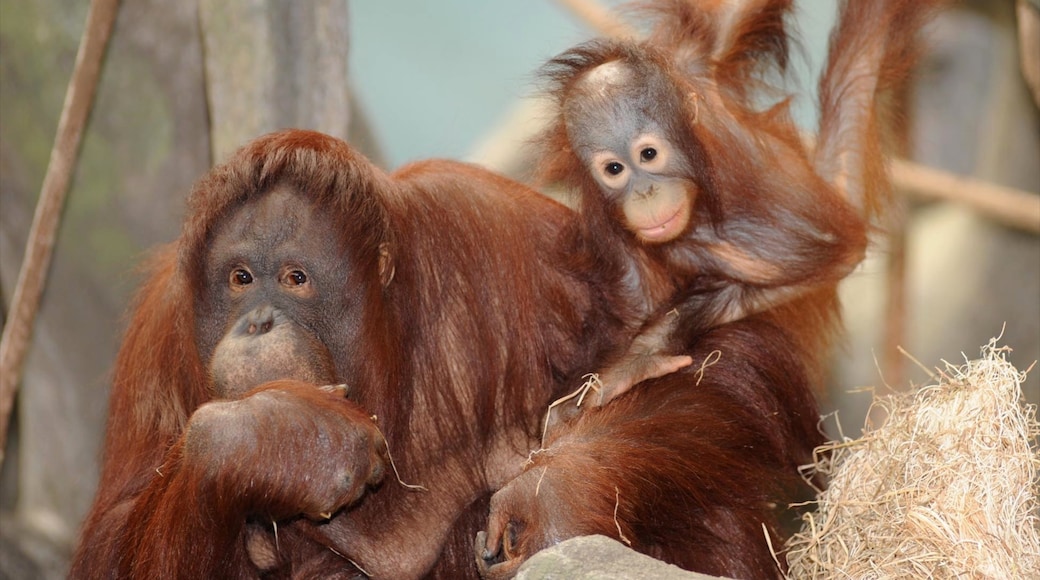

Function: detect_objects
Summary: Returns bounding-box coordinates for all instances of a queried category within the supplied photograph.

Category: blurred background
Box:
[1,0,1037,577]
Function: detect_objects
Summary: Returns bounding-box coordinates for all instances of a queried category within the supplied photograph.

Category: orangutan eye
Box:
[592,152,631,190]
[230,268,253,286]
[277,267,315,297]
[632,136,670,169]
[286,270,308,286]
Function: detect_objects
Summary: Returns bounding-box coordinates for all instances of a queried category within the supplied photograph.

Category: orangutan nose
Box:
[634,184,657,200]
[235,306,282,337]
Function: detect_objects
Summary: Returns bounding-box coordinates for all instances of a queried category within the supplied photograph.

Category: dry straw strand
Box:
[785,339,1040,579]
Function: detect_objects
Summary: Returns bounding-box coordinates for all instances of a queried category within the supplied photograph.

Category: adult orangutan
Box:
[69,128,624,579]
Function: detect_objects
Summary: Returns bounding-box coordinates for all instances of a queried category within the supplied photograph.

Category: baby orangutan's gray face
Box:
[564,60,696,244]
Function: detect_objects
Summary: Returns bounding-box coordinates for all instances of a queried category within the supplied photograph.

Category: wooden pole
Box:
[881,78,916,391]
[0,0,121,465]
[891,160,1040,234]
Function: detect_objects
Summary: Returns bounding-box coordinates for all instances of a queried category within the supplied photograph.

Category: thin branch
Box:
[891,159,1040,234]
[553,0,636,38]
[0,0,121,465]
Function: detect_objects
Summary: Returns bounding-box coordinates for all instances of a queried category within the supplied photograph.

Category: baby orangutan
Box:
[539,40,868,418]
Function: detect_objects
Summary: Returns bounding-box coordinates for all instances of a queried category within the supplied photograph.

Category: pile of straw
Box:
[786,340,1040,578]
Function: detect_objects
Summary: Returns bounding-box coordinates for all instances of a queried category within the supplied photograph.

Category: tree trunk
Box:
[198,0,353,163]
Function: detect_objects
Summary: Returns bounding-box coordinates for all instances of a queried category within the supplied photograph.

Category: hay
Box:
[785,339,1040,579]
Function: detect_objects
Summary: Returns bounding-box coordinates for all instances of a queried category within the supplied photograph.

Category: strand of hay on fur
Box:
[785,340,1040,579]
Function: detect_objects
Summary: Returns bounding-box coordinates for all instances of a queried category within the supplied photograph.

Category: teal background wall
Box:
[349,1,838,168]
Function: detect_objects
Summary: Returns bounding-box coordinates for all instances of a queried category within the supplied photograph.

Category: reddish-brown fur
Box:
[71,1,938,578]
[482,317,826,579]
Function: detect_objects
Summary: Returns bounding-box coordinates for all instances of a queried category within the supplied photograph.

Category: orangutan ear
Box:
[378,242,395,287]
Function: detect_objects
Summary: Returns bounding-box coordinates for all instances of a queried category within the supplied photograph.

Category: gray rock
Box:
[517,535,731,580]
